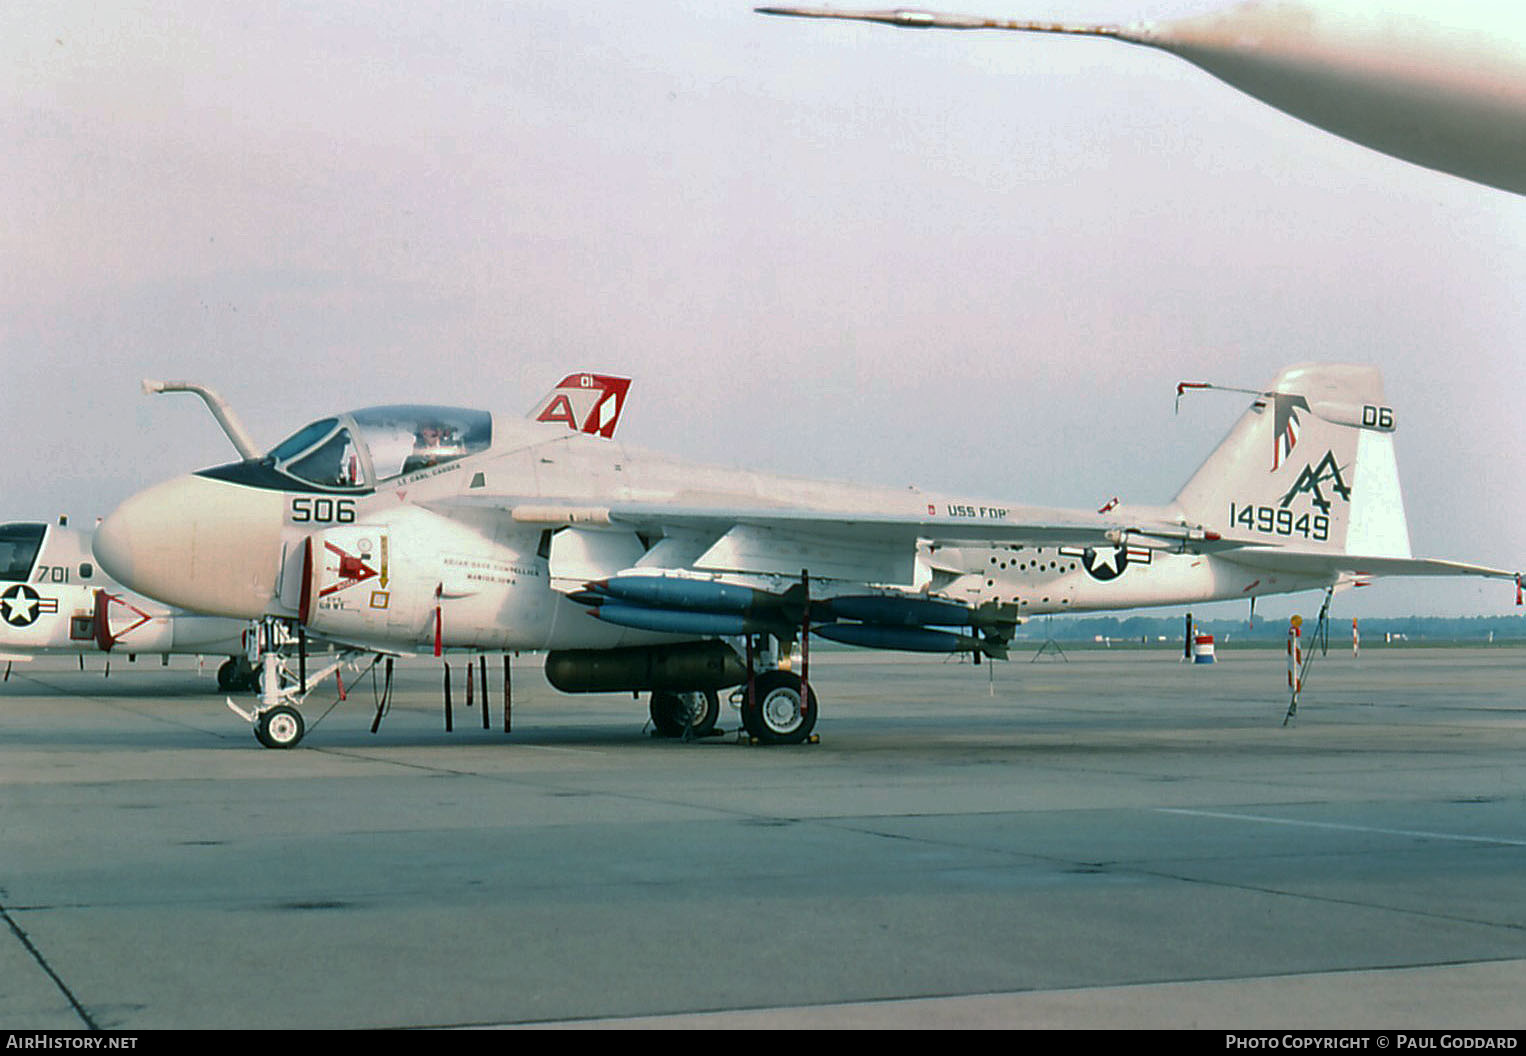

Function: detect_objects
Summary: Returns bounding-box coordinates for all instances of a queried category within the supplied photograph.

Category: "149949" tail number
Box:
[1230,503,1328,541]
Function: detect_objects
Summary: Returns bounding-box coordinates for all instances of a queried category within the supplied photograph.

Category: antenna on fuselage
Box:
[141,379,262,461]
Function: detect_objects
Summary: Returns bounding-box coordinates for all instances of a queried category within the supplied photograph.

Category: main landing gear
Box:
[641,645,818,746]
[647,668,817,746]
[727,629,818,747]
[216,656,258,693]
[738,668,817,745]
[648,689,721,739]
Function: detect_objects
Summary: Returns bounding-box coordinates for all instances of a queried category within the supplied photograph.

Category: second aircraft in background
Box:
[0,518,251,687]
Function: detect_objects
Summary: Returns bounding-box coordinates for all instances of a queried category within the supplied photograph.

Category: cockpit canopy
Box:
[0,523,45,582]
[265,405,492,490]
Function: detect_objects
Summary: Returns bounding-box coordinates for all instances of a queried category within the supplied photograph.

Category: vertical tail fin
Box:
[1172,363,1413,558]
[527,373,632,439]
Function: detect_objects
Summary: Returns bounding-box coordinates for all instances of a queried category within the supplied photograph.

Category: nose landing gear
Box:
[226,617,373,749]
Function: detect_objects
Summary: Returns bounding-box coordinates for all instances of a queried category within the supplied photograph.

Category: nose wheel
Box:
[255,705,306,749]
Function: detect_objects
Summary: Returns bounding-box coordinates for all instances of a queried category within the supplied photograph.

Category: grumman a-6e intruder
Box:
[94,364,1516,748]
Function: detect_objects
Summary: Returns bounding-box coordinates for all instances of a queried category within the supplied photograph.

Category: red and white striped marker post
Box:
[1287,614,1303,698]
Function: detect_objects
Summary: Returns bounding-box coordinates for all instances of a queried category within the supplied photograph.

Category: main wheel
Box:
[740,670,817,745]
[255,705,306,749]
[218,657,258,693]
[649,689,720,738]
[236,661,260,692]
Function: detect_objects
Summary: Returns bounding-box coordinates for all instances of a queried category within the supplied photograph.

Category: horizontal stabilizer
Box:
[1220,548,1516,582]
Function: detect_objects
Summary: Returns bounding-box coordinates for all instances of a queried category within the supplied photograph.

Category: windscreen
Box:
[267,418,339,462]
[286,428,362,488]
[0,523,45,582]
[263,417,365,490]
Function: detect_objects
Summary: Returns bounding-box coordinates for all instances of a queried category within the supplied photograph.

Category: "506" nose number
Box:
[290,497,356,524]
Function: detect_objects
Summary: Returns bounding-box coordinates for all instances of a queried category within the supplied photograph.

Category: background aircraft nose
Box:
[95,474,288,619]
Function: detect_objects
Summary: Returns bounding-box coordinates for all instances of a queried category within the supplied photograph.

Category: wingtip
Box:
[754,6,1126,36]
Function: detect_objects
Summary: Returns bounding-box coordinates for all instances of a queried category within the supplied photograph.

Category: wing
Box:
[427,494,1230,655]
[755,6,1119,37]
[605,502,1227,581]
[453,495,1225,587]
[430,492,1518,654]
[440,491,1516,592]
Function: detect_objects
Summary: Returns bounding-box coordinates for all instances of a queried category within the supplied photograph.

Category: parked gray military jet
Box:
[92,363,1514,748]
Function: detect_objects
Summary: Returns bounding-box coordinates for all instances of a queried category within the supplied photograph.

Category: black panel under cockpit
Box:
[0,523,46,582]
[195,460,367,495]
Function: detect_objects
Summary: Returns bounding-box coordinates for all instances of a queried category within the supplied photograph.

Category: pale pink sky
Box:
[3,1,1522,617]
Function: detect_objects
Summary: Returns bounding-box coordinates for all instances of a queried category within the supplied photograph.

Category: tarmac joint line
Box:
[0,900,97,1030]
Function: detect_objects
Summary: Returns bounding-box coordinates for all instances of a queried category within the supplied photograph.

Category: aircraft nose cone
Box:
[96,474,288,618]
